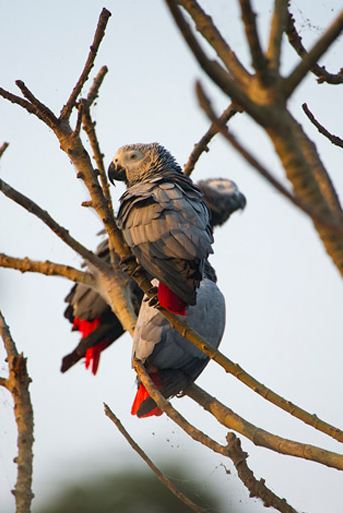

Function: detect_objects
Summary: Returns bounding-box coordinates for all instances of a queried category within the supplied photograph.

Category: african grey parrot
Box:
[108,143,214,315]
[62,177,245,374]
[131,260,225,417]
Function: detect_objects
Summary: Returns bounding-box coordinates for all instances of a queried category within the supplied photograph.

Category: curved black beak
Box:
[107,162,126,185]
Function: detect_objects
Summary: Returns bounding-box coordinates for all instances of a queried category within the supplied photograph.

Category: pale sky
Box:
[1,1,343,512]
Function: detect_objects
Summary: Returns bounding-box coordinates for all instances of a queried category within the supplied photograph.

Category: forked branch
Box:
[286,9,343,85]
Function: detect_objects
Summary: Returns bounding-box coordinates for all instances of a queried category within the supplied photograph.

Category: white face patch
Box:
[206,178,238,195]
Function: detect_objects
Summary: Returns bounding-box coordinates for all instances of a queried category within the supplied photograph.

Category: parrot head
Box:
[197,178,246,227]
[108,143,181,186]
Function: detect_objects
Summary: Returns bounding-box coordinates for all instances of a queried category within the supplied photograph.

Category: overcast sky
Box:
[1,1,343,512]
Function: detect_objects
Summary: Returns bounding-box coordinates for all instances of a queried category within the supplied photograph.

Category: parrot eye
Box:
[130,153,137,160]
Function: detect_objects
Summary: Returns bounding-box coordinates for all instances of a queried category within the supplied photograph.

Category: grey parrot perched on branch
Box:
[108,143,214,315]
[62,173,245,373]
[131,260,225,417]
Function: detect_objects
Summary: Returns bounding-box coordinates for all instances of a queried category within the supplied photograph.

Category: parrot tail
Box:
[72,317,105,375]
[157,282,186,316]
[131,373,163,418]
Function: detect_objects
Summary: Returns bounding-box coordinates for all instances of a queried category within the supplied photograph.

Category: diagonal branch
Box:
[226,433,298,513]
[0,253,95,286]
[155,306,343,444]
[175,0,250,84]
[0,311,34,513]
[59,8,111,120]
[0,177,111,273]
[267,0,288,74]
[186,384,343,471]
[196,81,343,233]
[284,9,343,97]
[183,102,239,176]
[286,9,343,85]
[302,103,343,149]
[239,0,269,83]
[104,405,209,513]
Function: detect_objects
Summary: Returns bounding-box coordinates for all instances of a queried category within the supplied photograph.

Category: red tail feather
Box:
[157,282,186,316]
[72,317,106,375]
[131,373,163,418]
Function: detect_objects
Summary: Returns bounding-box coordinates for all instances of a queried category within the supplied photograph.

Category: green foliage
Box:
[35,467,221,513]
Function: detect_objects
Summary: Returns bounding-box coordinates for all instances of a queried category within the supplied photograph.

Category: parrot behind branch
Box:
[131,261,225,418]
[108,143,214,315]
[62,177,245,374]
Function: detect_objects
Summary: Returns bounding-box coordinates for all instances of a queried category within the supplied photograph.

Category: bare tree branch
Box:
[284,9,343,97]
[196,81,343,234]
[0,177,111,273]
[0,311,34,513]
[186,384,343,471]
[0,253,95,286]
[226,433,298,513]
[286,9,343,85]
[239,0,269,83]
[175,0,250,84]
[267,0,288,74]
[104,404,209,513]
[302,103,343,149]
[183,102,239,176]
[0,141,9,159]
[60,8,111,120]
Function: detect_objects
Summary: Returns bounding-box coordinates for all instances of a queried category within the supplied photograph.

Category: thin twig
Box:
[0,311,34,512]
[284,9,343,97]
[286,9,343,85]
[0,141,9,159]
[0,253,95,286]
[226,433,298,513]
[0,177,111,273]
[183,102,238,176]
[196,81,343,233]
[60,8,111,120]
[133,360,227,456]
[267,0,288,74]
[186,384,343,471]
[82,104,113,209]
[302,103,343,149]
[239,0,269,83]
[104,404,209,513]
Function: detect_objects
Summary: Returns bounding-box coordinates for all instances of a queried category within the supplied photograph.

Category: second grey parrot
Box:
[131,261,225,417]
[108,143,214,315]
